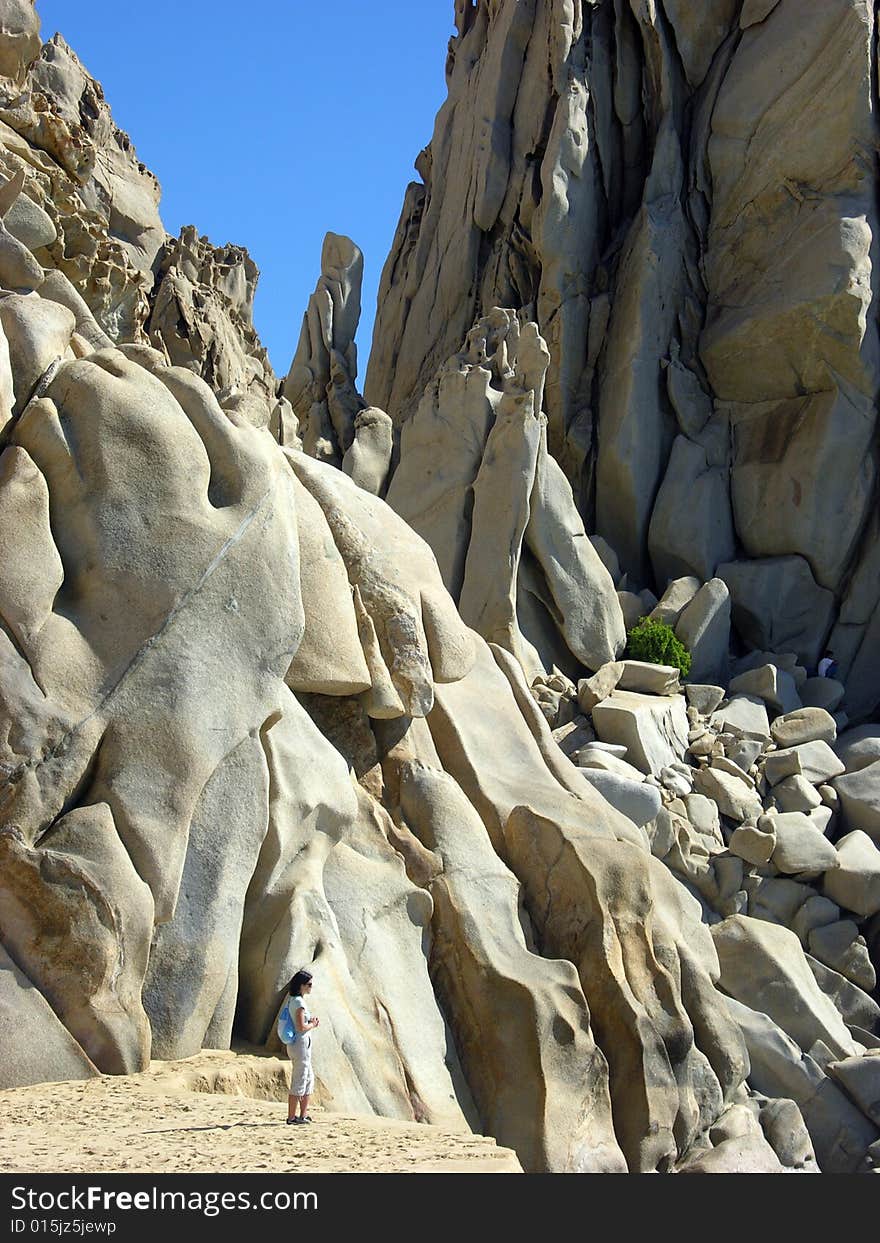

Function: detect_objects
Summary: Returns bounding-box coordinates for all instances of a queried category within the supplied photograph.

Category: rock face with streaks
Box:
[3,0,880,1179]
[364,0,880,719]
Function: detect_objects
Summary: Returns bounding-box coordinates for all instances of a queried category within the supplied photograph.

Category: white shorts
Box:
[287,1035,314,1096]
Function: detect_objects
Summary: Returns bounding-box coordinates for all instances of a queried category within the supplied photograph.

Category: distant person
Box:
[281,969,319,1125]
[818,650,839,679]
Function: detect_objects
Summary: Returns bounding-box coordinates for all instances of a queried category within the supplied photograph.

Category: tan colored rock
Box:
[772,708,838,748]
[834,761,880,843]
[649,576,701,627]
[285,450,476,717]
[675,578,731,685]
[592,690,689,776]
[770,812,840,877]
[576,660,624,712]
[398,759,626,1173]
[808,922,876,994]
[730,823,776,866]
[711,917,858,1061]
[282,232,364,462]
[0,943,98,1089]
[729,664,801,715]
[823,831,880,918]
[341,407,393,496]
[694,766,764,823]
[618,660,681,696]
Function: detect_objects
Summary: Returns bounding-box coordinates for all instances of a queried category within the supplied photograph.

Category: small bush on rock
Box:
[625,617,692,679]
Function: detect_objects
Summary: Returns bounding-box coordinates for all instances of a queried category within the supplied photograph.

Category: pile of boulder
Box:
[536,575,880,1170]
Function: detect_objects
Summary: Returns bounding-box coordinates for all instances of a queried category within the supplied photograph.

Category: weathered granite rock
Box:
[729,665,801,716]
[772,709,838,748]
[771,742,844,787]
[834,761,880,843]
[649,436,736,585]
[649,576,701,627]
[685,684,725,716]
[770,813,840,877]
[808,922,876,994]
[730,823,776,867]
[386,310,625,677]
[773,776,823,814]
[592,690,689,776]
[828,1057,880,1127]
[694,766,763,823]
[398,759,626,1172]
[577,661,624,712]
[712,917,858,1061]
[823,832,880,918]
[618,661,680,696]
[675,579,731,685]
[578,769,663,829]
[0,942,98,1089]
[718,558,837,670]
[341,407,393,496]
[725,995,879,1173]
[711,696,771,742]
[792,897,840,948]
[149,226,276,416]
[282,233,365,462]
[835,726,880,774]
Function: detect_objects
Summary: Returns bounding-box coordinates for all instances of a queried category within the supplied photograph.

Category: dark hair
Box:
[288,970,313,996]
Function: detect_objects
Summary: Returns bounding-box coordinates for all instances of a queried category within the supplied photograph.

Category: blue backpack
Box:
[277,999,297,1045]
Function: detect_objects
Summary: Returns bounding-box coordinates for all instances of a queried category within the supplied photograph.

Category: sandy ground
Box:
[0,1051,521,1174]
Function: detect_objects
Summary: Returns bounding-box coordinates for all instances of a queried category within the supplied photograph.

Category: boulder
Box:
[823,832,880,918]
[648,576,701,627]
[724,995,878,1173]
[617,661,681,696]
[578,769,663,829]
[717,557,835,669]
[730,823,776,866]
[674,578,731,685]
[800,677,845,714]
[693,766,764,823]
[792,896,840,948]
[711,695,771,741]
[728,664,801,715]
[577,661,624,712]
[771,812,840,877]
[592,691,689,776]
[770,741,844,786]
[834,761,880,843]
[685,684,725,715]
[773,775,822,814]
[771,708,837,748]
[808,922,876,994]
[827,1057,880,1127]
[835,725,880,775]
[711,916,858,1061]
[805,955,880,1038]
[764,749,803,786]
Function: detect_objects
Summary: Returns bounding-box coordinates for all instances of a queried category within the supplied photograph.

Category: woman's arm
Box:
[293,1002,319,1033]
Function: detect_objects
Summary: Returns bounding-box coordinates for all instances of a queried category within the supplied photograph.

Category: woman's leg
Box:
[298,1092,310,1119]
[288,1093,301,1121]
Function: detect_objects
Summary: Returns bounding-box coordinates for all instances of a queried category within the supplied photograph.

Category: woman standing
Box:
[284,969,319,1124]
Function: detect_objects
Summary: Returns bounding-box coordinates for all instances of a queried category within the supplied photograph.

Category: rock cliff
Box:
[1,0,879,1177]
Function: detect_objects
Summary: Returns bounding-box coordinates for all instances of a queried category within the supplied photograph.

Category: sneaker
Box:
[286,1117,301,1125]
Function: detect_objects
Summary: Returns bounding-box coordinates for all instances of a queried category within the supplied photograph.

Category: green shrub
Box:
[625,617,692,679]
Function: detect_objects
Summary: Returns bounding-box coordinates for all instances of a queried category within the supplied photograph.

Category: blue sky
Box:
[34,1,454,380]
